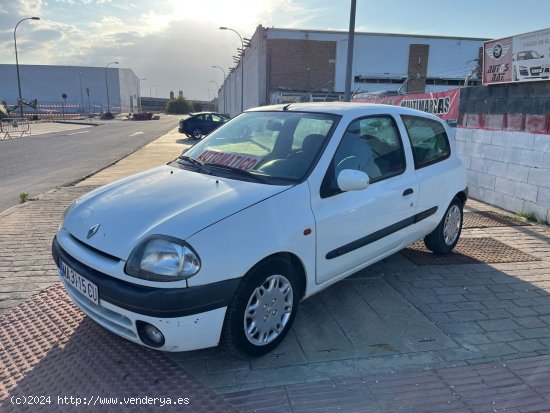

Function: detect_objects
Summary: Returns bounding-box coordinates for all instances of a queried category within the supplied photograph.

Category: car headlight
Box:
[125,236,201,281]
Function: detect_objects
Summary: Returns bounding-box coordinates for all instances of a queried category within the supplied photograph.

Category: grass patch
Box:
[19,192,31,204]
[516,210,539,223]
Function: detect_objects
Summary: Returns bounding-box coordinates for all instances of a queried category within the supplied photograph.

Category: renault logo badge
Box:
[87,224,100,239]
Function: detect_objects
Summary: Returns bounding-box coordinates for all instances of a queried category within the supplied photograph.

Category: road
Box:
[0,116,181,212]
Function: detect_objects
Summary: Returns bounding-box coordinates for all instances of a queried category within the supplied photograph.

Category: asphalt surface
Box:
[0,116,180,212]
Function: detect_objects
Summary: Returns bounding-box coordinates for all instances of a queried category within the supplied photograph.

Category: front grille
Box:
[69,234,120,262]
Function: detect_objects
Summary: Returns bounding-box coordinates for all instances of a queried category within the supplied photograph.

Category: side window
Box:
[401,115,450,169]
[321,116,406,198]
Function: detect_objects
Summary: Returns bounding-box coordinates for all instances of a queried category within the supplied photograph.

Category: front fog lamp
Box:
[126,237,200,281]
[136,321,165,348]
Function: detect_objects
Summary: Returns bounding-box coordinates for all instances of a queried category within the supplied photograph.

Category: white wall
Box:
[118,68,139,113]
[456,128,550,222]
[0,64,137,114]
[220,25,266,117]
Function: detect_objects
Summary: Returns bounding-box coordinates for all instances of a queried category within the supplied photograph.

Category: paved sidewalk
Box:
[31,121,95,137]
[1,124,550,412]
[78,126,188,186]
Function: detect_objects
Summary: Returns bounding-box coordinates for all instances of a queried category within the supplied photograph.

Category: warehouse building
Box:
[220,26,486,116]
[0,64,139,116]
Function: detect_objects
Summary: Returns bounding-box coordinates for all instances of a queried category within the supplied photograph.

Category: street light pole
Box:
[211,65,226,114]
[14,16,40,118]
[219,27,244,113]
[104,61,119,113]
[78,72,84,115]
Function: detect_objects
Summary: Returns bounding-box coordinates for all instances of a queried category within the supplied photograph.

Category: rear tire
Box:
[424,198,463,255]
[222,257,301,357]
[191,128,203,139]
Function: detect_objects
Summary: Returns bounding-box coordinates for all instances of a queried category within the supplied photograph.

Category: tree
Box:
[165,97,192,114]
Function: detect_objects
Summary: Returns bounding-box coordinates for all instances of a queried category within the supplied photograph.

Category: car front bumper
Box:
[52,236,240,351]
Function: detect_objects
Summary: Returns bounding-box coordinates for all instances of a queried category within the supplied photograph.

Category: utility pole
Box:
[344,0,357,102]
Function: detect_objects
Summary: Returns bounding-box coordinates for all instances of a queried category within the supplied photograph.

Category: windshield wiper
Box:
[178,155,210,173]
[204,163,267,183]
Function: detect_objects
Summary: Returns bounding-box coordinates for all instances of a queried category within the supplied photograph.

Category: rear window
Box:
[401,115,450,169]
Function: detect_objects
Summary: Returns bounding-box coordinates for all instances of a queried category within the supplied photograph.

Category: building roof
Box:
[265,26,489,42]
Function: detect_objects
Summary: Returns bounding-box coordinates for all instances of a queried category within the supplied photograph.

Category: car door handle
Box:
[402,188,414,196]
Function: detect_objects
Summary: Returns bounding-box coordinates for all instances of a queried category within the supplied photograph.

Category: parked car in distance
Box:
[178,112,230,139]
[53,103,467,357]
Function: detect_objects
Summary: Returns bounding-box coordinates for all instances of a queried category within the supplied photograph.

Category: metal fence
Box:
[0,118,31,140]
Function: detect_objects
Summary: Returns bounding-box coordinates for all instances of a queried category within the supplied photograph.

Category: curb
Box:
[51,120,103,126]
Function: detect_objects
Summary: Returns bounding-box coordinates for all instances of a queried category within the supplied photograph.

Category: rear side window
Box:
[402,115,450,169]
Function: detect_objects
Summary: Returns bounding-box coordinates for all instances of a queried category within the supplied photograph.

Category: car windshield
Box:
[181,111,339,184]
[518,51,540,60]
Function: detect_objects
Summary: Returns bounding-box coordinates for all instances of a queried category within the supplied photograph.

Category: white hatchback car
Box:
[53,103,467,356]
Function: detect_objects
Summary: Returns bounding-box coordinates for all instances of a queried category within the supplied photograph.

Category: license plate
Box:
[532,68,542,74]
[59,259,99,305]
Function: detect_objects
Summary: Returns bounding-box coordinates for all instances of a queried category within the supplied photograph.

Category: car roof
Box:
[246,102,444,122]
[189,112,225,116]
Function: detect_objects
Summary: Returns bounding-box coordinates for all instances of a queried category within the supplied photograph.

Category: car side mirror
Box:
[337,169,370,192]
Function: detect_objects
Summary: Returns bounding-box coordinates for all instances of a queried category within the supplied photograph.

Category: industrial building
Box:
[219,26,487,116]
[0,64,140,116]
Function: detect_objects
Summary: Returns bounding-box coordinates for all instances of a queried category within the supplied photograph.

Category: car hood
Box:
[63,165,289,260]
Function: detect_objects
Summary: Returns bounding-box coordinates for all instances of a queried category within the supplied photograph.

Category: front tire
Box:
[222,257,300,357]
[424,198,463,254]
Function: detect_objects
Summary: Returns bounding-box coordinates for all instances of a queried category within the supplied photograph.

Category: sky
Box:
[1,0,550,101]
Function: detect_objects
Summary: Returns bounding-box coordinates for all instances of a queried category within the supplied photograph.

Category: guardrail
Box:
[0,118,31,140]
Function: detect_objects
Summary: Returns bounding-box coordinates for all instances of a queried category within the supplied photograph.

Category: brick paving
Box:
[0,285,237,413]
[224,356,550,413]
[0,186,97,315]
[1,126,550,411]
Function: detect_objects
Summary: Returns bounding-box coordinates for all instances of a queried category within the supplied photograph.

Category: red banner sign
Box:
[353,88,461,121]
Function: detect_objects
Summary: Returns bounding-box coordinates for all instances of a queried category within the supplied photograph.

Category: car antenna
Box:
[282,103,292,111]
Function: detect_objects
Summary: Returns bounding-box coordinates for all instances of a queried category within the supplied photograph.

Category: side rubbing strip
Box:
[325,206,438,260]
[414,206,438,223]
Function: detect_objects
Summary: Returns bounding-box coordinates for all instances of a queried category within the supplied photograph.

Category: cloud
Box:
[0,0,328,100]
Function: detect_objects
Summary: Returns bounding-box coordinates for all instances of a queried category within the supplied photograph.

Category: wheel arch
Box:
[454,188,468,207]
[245,252,307,300]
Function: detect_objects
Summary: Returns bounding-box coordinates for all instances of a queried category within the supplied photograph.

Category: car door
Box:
[310,115,419,285]
[400,115,456,236]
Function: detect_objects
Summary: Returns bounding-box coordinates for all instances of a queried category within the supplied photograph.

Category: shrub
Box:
[165,97,192,114]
